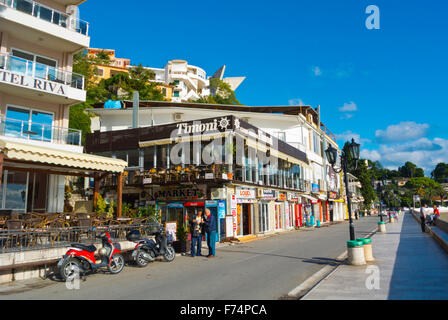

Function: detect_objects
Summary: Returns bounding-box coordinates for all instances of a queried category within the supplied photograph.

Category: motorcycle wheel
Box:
[108,253,125,274]
[59,257,82,282]
[163,246,176,262]
[135,249,151,268]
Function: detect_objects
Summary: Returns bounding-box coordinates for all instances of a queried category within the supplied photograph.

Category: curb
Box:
[288,223,379,300]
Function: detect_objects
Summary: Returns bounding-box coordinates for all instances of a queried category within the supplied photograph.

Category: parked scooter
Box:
[58,231,125,281]
[127,226,175,267]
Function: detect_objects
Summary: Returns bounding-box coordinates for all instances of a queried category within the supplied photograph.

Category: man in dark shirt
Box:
[189,210,203,257]
[203,208,217,258]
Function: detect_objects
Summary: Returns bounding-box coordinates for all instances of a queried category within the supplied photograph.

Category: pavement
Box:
[0,216,379,300]
[302,211,448,300]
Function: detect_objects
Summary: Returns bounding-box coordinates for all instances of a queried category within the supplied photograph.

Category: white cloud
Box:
[360,136,448,175]
[335,130,370,146]
[375,121,429,143]
[339,102,358,112]
[311,66,322,77]
[361,149,381,162]
[288,98,305,106]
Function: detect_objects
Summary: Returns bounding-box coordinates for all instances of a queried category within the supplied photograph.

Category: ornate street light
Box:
[325,139,360,241]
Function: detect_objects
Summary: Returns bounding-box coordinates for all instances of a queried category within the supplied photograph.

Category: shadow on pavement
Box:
[388,213,448,300]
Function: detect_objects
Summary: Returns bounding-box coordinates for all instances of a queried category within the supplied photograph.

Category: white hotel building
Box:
[143,60,246,103]
[0,0,126,214]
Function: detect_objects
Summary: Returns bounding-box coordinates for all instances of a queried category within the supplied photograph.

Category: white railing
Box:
[0,116,82,146]
[0,52,85,90]
[0,0,89,36]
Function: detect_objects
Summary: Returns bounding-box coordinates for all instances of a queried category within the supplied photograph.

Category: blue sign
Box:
[218,200,226,241]
[205,200,218,207]
[312,184,320,193]
[167,203,184,208]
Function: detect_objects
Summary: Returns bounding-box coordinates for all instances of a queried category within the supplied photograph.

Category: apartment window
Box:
[276,132,286,142]
[173,91,180,98]
[173,80,180,86]
[10,49,58,80]
[5,106,54,142]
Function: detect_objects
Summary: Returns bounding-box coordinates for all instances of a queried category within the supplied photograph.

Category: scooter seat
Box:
[71,243,97,253]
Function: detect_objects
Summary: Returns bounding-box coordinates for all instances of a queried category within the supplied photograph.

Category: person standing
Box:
[420,204,427,232]
[433,205,440,225]
[189,210,203,257]
[203,208,217,258]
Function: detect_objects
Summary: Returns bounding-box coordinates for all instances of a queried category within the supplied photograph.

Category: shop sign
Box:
[165,222,177,242]
[277,192,287,201]
[260,189,276,200]
[288,193,300,202]
[184,202,205,207]
[236,188,256,199]
[312,184,320,193]
[329,192,337,199]
[143,178,152,184]
[205,173,215,179]
[206,200,218,207]
[152,185,206,201]
[167,203,184,208]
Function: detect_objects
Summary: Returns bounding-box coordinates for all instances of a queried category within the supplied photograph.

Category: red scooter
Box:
[58,232,125,281]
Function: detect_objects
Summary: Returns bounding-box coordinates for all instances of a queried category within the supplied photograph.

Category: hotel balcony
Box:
[0,52,86,104]
[0,116,82,152]
[0,0,90,52]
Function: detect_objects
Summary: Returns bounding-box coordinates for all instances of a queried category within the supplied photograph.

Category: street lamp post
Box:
[325,139,360,241]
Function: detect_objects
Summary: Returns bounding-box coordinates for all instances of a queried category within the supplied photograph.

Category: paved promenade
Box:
[303,212,448,300]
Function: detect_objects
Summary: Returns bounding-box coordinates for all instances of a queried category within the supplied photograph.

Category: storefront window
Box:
[1,170,28,212]
[143,146,155,169]
[259,203,269,233]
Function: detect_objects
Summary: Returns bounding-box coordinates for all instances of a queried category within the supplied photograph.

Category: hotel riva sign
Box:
[0,70,68,95]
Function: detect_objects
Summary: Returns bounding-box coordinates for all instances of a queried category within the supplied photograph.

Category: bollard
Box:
[378,221,386,233]
[357,238,375,262]
[347,240,366,266]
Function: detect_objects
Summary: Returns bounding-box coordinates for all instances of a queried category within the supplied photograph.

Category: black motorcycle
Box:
[127,227,176,267]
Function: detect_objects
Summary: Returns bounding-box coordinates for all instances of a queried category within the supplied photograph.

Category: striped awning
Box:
[0,139,127,173]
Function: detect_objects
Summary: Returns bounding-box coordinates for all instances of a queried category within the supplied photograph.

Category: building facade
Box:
[0,0,127,214]
[85,101,349,241]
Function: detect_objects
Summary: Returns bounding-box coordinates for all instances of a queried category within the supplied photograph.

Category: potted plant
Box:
[173,216,190,254]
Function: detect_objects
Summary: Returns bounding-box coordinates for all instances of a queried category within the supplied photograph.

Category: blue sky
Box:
[80,0,448,175]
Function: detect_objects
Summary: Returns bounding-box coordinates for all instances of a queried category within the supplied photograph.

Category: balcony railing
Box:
[0,117,82,146]
[0,52,84,90]
[0,0,89,36]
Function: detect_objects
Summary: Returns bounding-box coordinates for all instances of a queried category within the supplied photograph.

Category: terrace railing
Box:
[0,52,85,90]
[0,222,160,254]
[0,116,82,146]
[0,0,89,36]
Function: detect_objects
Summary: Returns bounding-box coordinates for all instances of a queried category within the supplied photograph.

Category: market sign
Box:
[152,185,206,201]
[0,70,68,96]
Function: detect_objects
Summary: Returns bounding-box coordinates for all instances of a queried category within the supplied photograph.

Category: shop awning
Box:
[300,194,318,201]
[139,132,230,148]
[0,139,128,173]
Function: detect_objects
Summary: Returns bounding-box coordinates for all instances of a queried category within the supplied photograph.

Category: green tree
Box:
[194,78,241,105]
[398,162,425,178]
[405,177,441,206]
[432,163,448,183]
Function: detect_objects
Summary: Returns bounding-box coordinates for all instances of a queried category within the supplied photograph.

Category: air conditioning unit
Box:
[173,113,184,122]
[211,188,227,200]
[66,5,79,17]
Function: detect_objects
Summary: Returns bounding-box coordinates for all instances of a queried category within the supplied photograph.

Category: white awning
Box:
[0,139,127,173]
